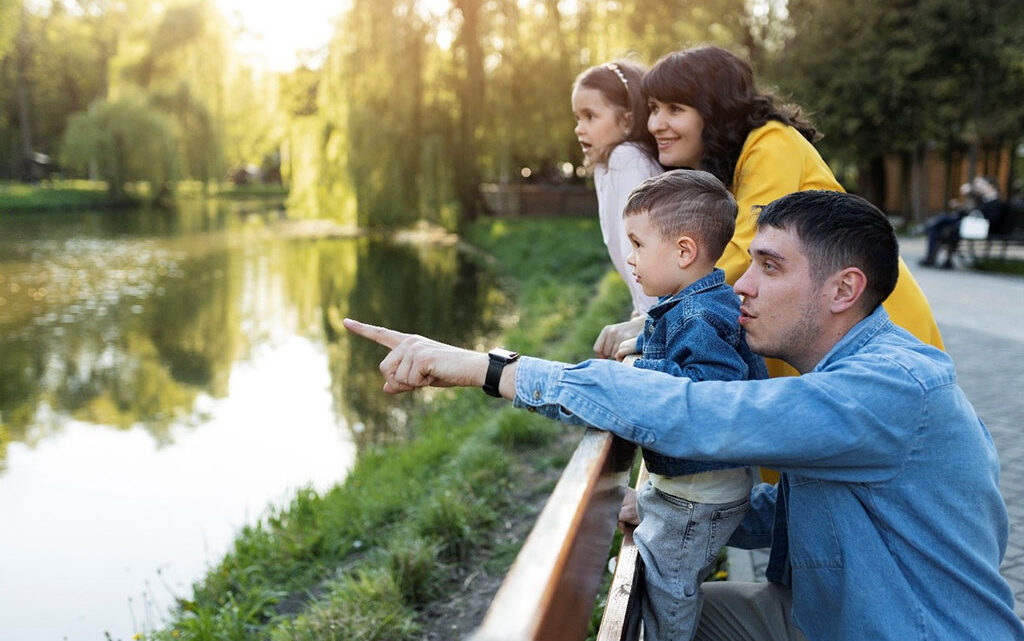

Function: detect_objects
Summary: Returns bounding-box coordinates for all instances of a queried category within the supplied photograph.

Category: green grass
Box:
[0,180,288,212]
[0,180,116,210]
[973,256,1024,275]
[175,181,289,199]
[143,216,635,641]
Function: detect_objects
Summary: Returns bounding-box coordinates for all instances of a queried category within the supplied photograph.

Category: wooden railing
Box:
[470,429,644,641]
[595,464,649,641]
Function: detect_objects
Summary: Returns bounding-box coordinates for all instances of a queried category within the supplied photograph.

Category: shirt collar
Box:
[646,268,728,320]
[813,305,893,372]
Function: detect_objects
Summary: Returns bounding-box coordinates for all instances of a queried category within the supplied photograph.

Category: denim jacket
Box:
[513,307,1021,640]
[634,268,767,476]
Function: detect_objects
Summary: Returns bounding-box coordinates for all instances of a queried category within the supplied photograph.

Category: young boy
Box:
[617,169,767,641]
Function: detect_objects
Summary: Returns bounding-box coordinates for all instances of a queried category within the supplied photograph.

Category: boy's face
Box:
[625,211,689,298]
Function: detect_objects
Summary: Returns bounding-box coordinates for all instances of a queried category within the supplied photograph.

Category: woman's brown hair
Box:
[642,46,819,189]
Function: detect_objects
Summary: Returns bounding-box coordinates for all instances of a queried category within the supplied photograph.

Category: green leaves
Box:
[61,93,179,201]
[774,0,1024,164]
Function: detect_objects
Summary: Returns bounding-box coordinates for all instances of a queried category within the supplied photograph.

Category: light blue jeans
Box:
[634,480,749,641]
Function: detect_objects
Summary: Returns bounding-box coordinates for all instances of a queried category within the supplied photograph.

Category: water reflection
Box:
[0,207,498,460]
[0,202,499,639]
[328,239,503,447]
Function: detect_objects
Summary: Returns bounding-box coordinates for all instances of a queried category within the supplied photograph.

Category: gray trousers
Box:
[694,581,809,641]
[634,481,749,641]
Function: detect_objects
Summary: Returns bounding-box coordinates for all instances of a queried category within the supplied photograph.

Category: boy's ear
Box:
[676,236,698,269]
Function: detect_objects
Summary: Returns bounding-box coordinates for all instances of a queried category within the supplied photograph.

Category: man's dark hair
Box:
[624,169,737,261]
[756,190,899,313]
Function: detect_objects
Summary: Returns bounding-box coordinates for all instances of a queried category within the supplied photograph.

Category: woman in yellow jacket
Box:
[594,45,942,369]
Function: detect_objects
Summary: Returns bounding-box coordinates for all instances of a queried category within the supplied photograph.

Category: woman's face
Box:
[647,98,705,169]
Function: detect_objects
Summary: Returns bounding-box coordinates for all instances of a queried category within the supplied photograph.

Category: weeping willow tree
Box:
[339,0,428,228]
[61,93,179,201]
[292,0,769,229]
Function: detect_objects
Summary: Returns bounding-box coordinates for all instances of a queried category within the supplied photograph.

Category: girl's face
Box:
[572,86,630,165]
[647,98,705,169]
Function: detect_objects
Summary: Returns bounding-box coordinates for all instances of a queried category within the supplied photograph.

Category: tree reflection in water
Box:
[0,206,500,467]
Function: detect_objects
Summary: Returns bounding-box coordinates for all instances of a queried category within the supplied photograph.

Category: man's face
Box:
[733,226,831,373]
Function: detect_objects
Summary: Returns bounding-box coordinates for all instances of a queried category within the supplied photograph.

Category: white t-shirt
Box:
[593,143,662,315]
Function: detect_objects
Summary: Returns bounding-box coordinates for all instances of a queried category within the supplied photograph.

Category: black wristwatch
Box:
[483,348,520,397]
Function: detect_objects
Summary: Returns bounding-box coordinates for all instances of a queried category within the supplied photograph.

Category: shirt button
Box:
[533,389,542,400]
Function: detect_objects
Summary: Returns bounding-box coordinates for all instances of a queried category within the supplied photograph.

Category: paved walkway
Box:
[728,236,1024,619]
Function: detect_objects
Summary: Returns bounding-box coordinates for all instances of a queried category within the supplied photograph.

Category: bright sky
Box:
[216,0,344,71]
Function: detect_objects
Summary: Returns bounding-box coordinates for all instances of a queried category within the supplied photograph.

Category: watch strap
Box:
[483,349,519,397]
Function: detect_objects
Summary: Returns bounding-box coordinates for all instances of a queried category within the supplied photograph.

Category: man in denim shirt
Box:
[344,190,1023,640]
[617,170,768,641]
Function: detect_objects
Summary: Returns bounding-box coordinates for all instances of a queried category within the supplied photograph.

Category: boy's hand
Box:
[617,487,639,532]
[594,317,645,359]
[614,337,640,362]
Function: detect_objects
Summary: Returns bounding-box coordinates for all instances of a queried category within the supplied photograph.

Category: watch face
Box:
[489,348,519,362]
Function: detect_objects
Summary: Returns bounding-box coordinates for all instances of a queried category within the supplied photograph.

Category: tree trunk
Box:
[910,144,926,223]
[15,5,33,179]
[453,0,486,225]
[858,157,886,208]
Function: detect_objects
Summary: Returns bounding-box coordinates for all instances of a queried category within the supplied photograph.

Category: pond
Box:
[0,200,500,640]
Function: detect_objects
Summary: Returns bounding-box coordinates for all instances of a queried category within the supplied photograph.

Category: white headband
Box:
[605,63,629,91]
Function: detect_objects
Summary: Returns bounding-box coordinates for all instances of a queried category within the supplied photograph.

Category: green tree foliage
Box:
[61,93,179,200]
[298,0,790,229]
[288,0,1024,227]
[0,0,253,187]
[222,65,284,173]
[111,0,231,185]
[0,0,19,65]
[0,1,116,178]
[772,0,1024,208]
[332,0,428,228]
[4,0,1022,223]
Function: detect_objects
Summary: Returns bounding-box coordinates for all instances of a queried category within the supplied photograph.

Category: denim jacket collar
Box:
[813,305,893,373]
[646,268,728,322]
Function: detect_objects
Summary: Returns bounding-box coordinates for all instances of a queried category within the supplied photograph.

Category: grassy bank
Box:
[143,216,634,641]
[0,180,115,210]
[0,180,288,211]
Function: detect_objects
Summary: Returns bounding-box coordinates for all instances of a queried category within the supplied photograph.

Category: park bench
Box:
[960,199,1024,263]
[470,429,645,641]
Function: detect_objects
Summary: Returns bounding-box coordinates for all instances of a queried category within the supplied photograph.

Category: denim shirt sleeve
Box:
[513,354,923,483]
[634,313,748,381]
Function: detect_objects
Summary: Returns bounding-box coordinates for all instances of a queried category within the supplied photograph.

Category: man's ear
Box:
[676,236,698,270]
[829,267,868,314]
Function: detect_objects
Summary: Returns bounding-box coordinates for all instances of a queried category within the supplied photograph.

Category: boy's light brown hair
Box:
[624,169,737,261]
